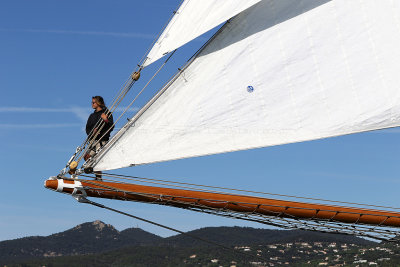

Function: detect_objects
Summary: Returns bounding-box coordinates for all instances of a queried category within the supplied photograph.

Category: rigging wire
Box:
[83,198,269,262]
[84,50,177,168]
[68,62,143,169]
[76,78,136,164]
[65,75,137,168]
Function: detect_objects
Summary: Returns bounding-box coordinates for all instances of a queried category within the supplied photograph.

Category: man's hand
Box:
[101,113,109,123]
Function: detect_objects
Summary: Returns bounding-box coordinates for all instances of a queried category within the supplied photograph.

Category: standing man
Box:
[85,96,114,179]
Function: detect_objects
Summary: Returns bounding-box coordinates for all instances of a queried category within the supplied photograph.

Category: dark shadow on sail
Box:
[199,0,332,57]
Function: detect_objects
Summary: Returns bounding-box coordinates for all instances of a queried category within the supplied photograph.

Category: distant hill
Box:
[0,220,162,264]
[164,226,373,247]
[0,220,375,265]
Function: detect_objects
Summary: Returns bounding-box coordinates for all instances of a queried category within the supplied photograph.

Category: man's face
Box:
[92,99,99,110]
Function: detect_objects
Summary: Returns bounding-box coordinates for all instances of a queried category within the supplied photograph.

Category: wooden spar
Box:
[45,178,400,228]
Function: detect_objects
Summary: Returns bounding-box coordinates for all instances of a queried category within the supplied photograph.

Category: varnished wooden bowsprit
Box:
[45,178,400,228]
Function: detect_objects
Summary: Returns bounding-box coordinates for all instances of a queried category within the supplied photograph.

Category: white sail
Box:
[93,0,400,171]
[142,0,261,67]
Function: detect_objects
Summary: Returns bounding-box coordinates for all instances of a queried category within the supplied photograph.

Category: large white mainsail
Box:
[142,0,261,67]
[92,0,400,171]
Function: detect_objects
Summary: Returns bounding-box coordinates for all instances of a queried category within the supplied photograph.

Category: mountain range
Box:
[0,220,375,265]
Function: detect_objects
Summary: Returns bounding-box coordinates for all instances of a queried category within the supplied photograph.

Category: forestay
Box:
[93,0,400,171]
[142,0,261,67]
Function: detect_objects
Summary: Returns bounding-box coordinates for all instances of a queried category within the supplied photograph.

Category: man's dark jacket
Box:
[86,108,114,141]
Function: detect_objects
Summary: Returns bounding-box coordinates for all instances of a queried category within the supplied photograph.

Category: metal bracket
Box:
[73,195,90,203]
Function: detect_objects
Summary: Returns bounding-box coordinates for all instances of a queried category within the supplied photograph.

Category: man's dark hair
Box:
[92,96,105,108]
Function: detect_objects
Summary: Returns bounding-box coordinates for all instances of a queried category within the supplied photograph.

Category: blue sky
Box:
[1,0,400,241]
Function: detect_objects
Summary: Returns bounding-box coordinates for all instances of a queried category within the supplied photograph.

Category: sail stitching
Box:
[358,0,393,120]
[300,0,333,125]
[270,0,302,130]
[330,1,362,119]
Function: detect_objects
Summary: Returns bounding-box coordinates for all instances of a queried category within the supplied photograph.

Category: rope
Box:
[79,73,140,162]
[70,77,136,165]
[83,198,269,262]
[77,80,135,163]
[67,69,140,169]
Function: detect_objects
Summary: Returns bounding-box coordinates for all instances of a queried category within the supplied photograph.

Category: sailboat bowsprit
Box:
[45,176,400,242]
[45,0,400,242]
